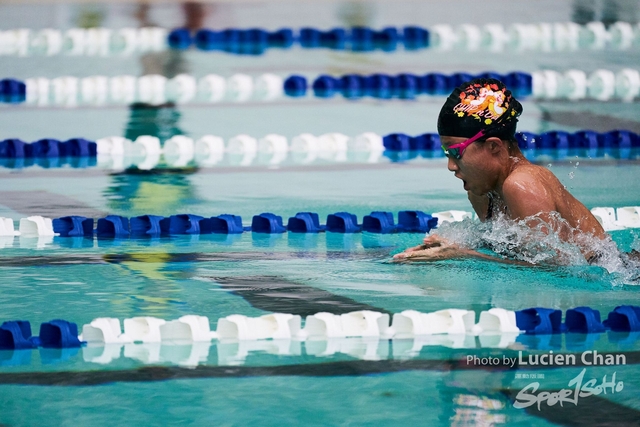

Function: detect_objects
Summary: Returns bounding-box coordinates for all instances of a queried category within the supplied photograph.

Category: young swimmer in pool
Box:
[394,78,611,264]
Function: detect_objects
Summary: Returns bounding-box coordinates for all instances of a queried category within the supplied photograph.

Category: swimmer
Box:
[394,78,610,264]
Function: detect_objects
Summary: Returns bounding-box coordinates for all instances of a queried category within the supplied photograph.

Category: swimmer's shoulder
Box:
[504,163,563,192]
[502,165,559,207]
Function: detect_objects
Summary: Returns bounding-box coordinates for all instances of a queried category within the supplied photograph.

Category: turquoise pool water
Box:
[2,1,640,426]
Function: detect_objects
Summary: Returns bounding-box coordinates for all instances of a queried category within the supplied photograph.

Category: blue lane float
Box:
[515,308,564,334]
[130,215,165,237]
[0,321,38,350]
[0,306,635,360]
[366,74,394,99]
[190,28,274,54]
[312,75,341,98]
[340,74,366,99]
[283,75,307,97]
[287,212,326,233]
[402,26,429,50]
[174,26,429,53]
[299,71,533,100]
[0,78,26,103]
[39,320,83,348]
[0,139,32,158]
[362,211,397,233]
[210,214,248,234]
[603,305,640,332]
[326,212,362,233]
[0,138,97,158]
[565,306,607,333]
[96,215,130,238]
[266,29,294,48]
[160,214,212,235]
[372,27,399,51]
[252,213,287,234]
[32,139,64,157]
[52,216,94,237]
[397,211,438,233]
[167,28,193,50]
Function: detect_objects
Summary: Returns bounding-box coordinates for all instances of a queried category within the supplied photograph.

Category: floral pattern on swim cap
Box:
[437,78,522,139]
[454,82,511,125]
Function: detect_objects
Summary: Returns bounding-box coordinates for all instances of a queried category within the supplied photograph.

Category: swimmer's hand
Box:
[393,235,469,262]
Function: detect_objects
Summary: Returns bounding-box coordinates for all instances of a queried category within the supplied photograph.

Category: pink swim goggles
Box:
[441,130,486,159]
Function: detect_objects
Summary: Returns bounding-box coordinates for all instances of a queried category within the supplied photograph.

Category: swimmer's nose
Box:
[447,157,458,172]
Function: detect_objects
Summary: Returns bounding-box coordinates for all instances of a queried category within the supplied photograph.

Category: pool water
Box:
[2,1,640,426]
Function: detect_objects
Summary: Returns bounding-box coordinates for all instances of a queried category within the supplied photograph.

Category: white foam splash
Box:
[431,212,640,285]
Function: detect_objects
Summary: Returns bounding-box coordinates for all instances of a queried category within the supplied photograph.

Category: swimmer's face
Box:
[441,135,501,196]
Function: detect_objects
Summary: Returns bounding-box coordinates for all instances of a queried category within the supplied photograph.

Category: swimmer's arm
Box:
[467,192,490,222]
[394,235,531,266]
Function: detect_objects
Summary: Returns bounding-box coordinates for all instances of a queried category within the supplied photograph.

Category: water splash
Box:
[431,213,640,286]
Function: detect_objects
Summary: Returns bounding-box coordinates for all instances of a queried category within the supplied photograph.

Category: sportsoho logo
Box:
[466,351,627,410]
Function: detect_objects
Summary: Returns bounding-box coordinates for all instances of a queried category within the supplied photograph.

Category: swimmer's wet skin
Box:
[396,78,607,265]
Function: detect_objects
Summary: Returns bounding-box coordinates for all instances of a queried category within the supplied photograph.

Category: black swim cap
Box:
[437,78,523,139]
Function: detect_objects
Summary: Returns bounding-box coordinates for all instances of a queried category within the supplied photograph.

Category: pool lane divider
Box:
[2,205,639,240]
[1,306,638,351]
[4,68,640,106]
[1,210,443,238]
[2,130,639,172]
[2,21,637,59]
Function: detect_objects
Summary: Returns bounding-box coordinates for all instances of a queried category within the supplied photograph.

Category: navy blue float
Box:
[350,27,374,51]
[383,134,412,151]
[0,138,97,158]
[402,26,430,50]
[287,212,326,233]
[503,72,533,97]
[210,214,248,234]
[0,79,26,103]
[283,75,307,97]
[32,139,64,157]
[476,71,504,81]
[65,138,97,157]
[366,74,394,98]
[130,215,165,237]
[252,213,287,233]
[168,28,193,50]
[326,212,362,233]
[603,305,640,332]
[398,211,438,232]
[0,139,32,158]
[565,306,606,333]
[97,215,130,238]
[39,320,83,348]
[515,308,564,334]
[538,131,571,150]
[267,29,294,48]
[394,74,419,99]
[422,73,452,95]
[299,28,321,48]
[340,74,366,99]
[160,214,212,234]
[171,25,432,52]
[449,72,475,89]
[312,75,341,98]
[286,72,534,100]
[362,211,397,233]
[52,216,94,237]
[372,27,399,51]
[194,29,224,50]
[320,28,347,49]
[0,321,38,349]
